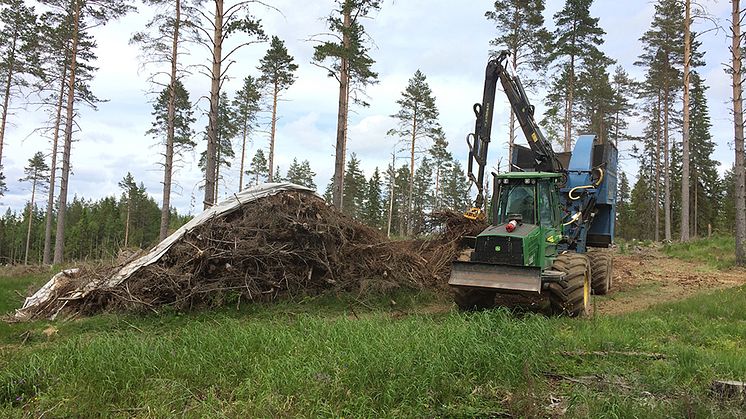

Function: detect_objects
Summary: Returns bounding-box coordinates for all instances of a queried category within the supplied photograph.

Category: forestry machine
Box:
[449,51,618,316]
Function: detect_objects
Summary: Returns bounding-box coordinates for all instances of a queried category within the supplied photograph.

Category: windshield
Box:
[496,183,536,225]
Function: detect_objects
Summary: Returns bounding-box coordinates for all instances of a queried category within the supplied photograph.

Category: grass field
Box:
[663,236,736,269]
[2,269,746,417]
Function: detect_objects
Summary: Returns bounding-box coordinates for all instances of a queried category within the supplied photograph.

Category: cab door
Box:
[538,180,559,268]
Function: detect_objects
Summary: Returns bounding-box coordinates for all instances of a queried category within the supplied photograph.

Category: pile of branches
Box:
[74,192,445,314]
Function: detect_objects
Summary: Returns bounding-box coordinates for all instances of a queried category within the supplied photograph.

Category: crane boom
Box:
[466,51,562,213]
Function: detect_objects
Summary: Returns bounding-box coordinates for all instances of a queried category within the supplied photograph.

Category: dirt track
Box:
[596,249,746,315]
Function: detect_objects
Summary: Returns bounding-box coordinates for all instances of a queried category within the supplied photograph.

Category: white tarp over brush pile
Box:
[15,183,315,321]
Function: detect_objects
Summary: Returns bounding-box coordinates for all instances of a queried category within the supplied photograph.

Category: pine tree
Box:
[131,0,193,240]
[730,0,745,264]
[616,171,631,239]
[342,152,366,218]
[285,158,317,190]
[199,91,238,199]
[118,172,137,248]
[233,75,262,192]
[636,0,684,242]
[610,66,637,145]
[49,0,133,264]
[686,71,718,237]
[411,156,433,234]
[20,152,49,265]
[441,161,471,212]
[246,149,269,187]
[362,167,383,229]
[547,0,605,151]
[574,48,615,143]
[313,0,382,209]
[258,36,298,183]
[187,0,264,208]
[0,0,41,167]
[485,0,550,156]
[429,129,453,210]
[388,70,441,234]
[147,79,195,240]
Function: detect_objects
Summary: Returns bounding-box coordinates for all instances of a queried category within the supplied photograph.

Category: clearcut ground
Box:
[1,245,745,418]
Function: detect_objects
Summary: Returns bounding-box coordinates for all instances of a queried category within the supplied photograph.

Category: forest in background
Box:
[0,0,744,265]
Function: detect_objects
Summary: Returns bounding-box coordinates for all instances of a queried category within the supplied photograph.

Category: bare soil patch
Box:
[596,249,746,315]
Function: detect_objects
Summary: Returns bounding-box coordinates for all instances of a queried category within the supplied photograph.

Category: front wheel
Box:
[547,253,591,317]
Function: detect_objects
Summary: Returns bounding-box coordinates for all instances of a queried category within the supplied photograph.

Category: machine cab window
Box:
[537,180,555,227]
[496,182,536,225]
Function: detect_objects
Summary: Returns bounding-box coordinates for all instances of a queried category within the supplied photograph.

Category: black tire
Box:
[547,253,590,317]
[588,252,613,295]
[453,288,496,311]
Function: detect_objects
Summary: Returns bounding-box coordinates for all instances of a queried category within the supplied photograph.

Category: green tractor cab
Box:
[450,172,592,316]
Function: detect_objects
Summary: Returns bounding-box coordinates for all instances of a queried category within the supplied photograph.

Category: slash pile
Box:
[16,190,486,319]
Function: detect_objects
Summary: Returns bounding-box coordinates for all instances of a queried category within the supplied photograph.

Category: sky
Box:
[0,0,738,216]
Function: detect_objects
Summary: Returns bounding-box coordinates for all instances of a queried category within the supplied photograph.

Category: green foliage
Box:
[285,158,317,190]
[574,48,615,141]
[543,0,605,148]
[485,0,550,82]
[0,0,41,117]
[361,167,383,229]
[342,153,366,218]
[147,79,196,151]
[233,75,262,140]
[312,0,381,105]
[19,152,49,191]
[246,149,269,187]
[388,70,440,145]
[199,91,238,180]
[258,36,298,93]
[429,129,453,210]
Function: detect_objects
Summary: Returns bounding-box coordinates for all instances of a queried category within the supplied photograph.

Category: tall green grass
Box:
[2,283,746,417]
[663,236,737,269]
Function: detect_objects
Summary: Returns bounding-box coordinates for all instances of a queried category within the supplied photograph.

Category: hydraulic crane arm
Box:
[466,51,562,213]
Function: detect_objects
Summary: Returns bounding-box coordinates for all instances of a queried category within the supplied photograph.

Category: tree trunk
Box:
[268,81,278,182]
[564,53,575,152]
[332,5,351,209]
[43,63,67,265]
[160,0,181,241]
[0,29,18,167]
[508,50,517,159]
[124,197,131,248]
[654,90,661,242]
[24,177,37,265]
[203,0,223,209]
[53,0,81,264]
[407,106,417,236]
[681,0,691,242]
[664,82,672,242]
[215,139,221,198]
[733,0,746,266]
[239,110,248,192]
[387,155,395,238]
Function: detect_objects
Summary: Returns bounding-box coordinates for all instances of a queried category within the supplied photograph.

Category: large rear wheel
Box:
[453,288,496,311]
[547,253,591,317]
[588,252,613,295]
